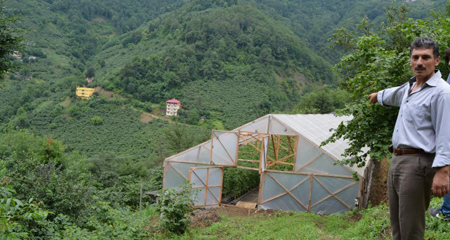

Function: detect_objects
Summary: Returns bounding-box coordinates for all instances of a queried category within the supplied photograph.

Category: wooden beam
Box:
[258,173,265,208]
[263,169,354,179]
[287,136,295,153]
[162,162,168,189]
[192,185,222,188]
[236,166,259,171]
[308,175,313,212]
[273,161,294,166]
[241,139,262,153]
[292,136,299,170]
[219,167,224,205]
[277,153,296,163]
[271,135,278,162]
[238,159,260,163]
[204,168,209,206]
[165,160,210,165]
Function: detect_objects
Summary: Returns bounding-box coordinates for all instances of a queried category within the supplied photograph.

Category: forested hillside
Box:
[4,0,446,133]
[253,0,448,63]
[99,3,337,128]
[2,0,450,238]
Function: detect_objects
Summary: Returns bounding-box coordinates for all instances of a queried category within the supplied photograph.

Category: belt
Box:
[394,148,425,155]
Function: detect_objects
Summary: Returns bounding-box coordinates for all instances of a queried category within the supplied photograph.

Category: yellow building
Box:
[76,87,96,99]
[166,98,181,116]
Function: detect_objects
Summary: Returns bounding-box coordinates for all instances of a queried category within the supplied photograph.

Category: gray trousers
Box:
[388,153,436,240]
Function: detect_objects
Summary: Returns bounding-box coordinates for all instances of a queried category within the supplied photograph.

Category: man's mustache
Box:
[415,66,426,70]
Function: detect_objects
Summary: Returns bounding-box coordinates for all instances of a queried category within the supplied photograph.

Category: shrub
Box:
[0,184,49,239]
[155,184,194,234]
[91,116,103,125]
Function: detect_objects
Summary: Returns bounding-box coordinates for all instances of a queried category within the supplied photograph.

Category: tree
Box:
[85,67,95,78]
[0,0,22,80]
[323,4,450,167]
[164,123,192,154]
[292,85,350,114]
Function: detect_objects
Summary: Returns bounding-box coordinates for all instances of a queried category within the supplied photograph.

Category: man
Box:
[429,47,450,221]
[367,37,450,240]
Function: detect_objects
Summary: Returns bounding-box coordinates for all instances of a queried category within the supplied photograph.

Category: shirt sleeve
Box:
[377,83,408,107]
[432,92,450,168]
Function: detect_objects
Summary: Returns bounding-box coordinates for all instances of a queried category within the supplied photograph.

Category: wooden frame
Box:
[189,166,224,207]
[237,131,299,172]
[259,171,357,212]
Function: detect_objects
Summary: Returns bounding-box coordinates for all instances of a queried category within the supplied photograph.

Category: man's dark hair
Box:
[410,37,440,58]
[444,48,450,64]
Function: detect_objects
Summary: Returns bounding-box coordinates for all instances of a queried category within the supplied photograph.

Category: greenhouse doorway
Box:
[221,131,298,208]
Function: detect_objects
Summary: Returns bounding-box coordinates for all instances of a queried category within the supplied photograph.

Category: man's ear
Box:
[436,56,441,66]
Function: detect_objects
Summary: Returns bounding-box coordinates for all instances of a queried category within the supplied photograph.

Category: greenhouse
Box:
[163,114,372,214]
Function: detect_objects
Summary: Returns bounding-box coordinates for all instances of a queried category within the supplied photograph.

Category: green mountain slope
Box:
[6,0,183,80]
[253,0,449,63]
[95,3,335,128]
[1,0,447,156]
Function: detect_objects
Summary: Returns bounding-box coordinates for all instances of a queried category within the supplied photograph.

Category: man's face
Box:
[410,48,440,81]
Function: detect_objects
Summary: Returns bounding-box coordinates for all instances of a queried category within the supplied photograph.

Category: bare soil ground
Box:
[95,86,123,99]
[61,97,71,107]
[188,206,293,228]
[368,158,389,205]
[140,112,154,123]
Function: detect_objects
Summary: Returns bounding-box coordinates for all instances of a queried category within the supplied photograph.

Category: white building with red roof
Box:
[166,98,181,116]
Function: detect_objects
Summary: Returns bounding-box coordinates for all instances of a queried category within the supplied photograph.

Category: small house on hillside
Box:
[163,114,373,214]
[166,98,181,116]
[76,87,96,99]
[12,51,22,61]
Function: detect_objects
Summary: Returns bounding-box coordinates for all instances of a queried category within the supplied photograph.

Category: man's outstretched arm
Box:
[368,92,378,103]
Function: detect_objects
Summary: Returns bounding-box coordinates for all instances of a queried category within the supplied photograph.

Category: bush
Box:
[91,116,103,125]
[155,184,194,234]
[0,184,49,239]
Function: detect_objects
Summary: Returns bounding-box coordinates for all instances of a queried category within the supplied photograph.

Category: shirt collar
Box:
[409,70,442,87]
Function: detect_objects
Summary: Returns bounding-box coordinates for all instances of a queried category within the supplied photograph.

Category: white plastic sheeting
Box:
[163,162,224,207]
[260,172,310,212]
[165,141,213,164]
[211,131,238,166]
[260,171,359,214]
[190,167,223,207]
[163,162,211,189]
